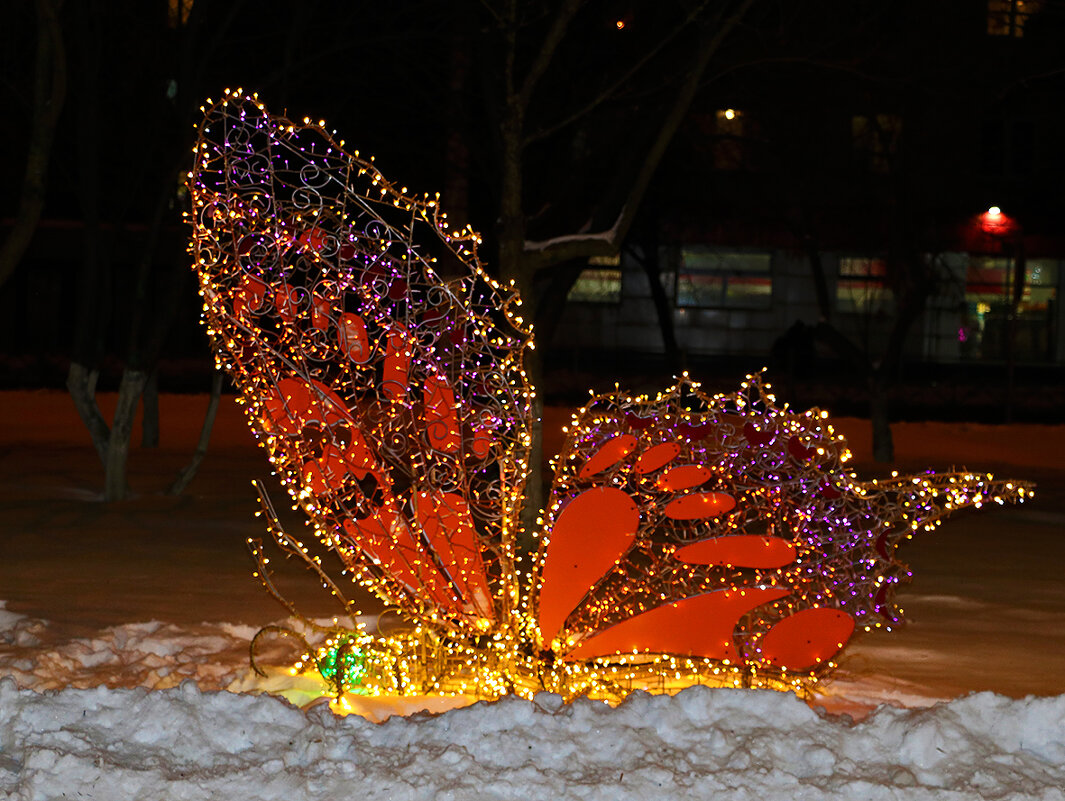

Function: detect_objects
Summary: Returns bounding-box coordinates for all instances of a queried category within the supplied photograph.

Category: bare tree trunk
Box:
[533,260,584,348]
[67,362,110,467]
[523,349,545,556]
[631,245,682,372]
[493,0,759,552]
[443,10,472,227]
[0,0,66,290]
[869,371,894,462]
[104,368,149,502]
[141,369,160,447]
[168,370,224,495]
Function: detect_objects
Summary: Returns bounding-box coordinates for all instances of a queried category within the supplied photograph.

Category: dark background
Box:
[3,0,1064,424]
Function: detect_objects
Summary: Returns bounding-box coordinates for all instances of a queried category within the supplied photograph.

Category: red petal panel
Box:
[578,434,639,478]
[657,464,712,491]
[538,487,640,644]
[760,608,855,670]
[624,412,655,430]
[676,421,715,440]
[788,436,816,461]
[743,421,774,447]
[564,588,789,661]
[423,374,461,454]
[663,492,736,520]
[673,536,797,568]
[382,327,411,401]
[415,492,495,620]
[633,441,681,475]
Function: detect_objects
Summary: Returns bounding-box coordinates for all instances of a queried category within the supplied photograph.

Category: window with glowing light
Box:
[567,255,622,304]
[851,114,902,174]
[962,256,1058,361]
[167,0,193,27]
[687,109,760,171]
[987,0,1043,36]
[674,248,772,309]
[836,257,890,314]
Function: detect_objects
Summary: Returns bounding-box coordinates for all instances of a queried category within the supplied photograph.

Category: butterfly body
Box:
[189,91,1031,702]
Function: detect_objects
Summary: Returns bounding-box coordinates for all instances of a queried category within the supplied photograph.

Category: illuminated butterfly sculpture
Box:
[188,90,1031,702]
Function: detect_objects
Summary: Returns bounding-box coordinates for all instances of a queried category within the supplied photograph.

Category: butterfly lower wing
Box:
[535,375,1032,682]
[188,92,533,634]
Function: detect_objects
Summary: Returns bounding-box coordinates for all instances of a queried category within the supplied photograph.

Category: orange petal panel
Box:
[414,492,495,620]
[233,275,269,317]
[343,508,461,617]
[657,464,712,491]
[423,374,461,454]
[340,428,379,478]
[311,294,333,331]
[264,377,352,435]
[673,536,797,569]
[469,428,493,460]
[578,434,639,478]
[275,282,300,323]
[760,608,855,670]
[564,588,789,662]
[337,312,371,362]
[303,450,346,494]
[634,442,680,474]
[304,429,383,493]
[538,487,640,644]
[298,228,329,251]
[382,327,411,401]
[663,492,736,520]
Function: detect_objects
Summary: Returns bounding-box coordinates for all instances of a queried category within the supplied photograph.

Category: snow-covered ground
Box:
[1,390,1064,799]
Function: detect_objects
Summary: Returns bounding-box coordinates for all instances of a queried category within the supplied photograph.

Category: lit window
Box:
[168,0,193,28]
[962,256,1057,361]
[568,255,622,304]
[675,248,772,309]
[851,114,902,174]
[988,0,1043,37]
[709,109,746,170]
[837,257,890,313]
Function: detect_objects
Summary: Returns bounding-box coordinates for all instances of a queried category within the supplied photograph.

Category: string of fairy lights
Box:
[187,90,1032,705]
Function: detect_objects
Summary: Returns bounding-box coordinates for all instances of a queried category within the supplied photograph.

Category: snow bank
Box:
[2,604,1064,800]
[2,680,1064,800]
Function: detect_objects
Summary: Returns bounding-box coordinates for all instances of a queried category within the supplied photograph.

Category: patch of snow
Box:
[2,605,1064,799]
[2,679,1064,800]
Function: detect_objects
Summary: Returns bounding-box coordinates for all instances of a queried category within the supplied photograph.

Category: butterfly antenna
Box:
[250,479,361,628]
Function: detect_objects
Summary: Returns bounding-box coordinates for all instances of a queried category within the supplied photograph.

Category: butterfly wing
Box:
[534,375,1031,684]
[188,92,533,634]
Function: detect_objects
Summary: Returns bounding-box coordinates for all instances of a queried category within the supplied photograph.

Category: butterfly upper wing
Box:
[534,375,1031,677]
[188,92,533,634]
